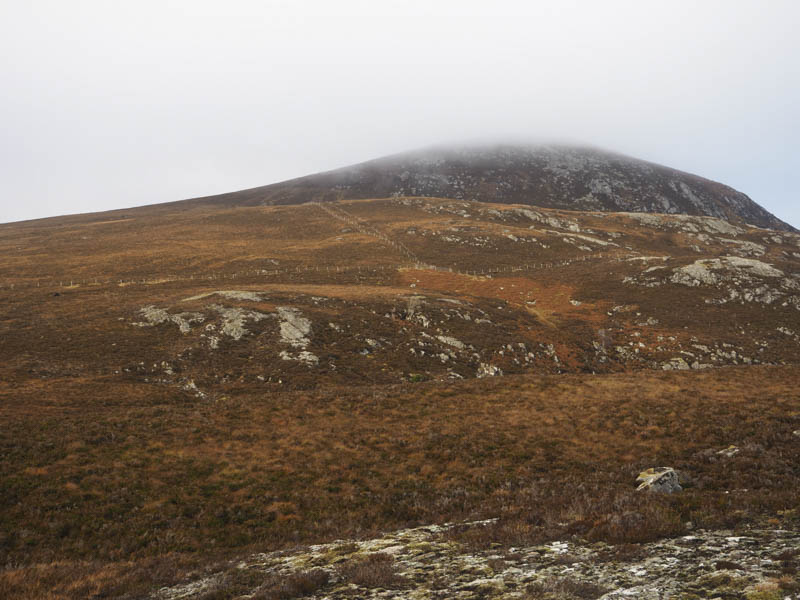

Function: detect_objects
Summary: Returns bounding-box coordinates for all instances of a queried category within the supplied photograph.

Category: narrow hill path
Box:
[313,201,421,264]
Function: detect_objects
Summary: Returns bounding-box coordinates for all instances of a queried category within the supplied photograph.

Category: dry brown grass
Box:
[336,552,408,589]
[0,554,202,600]
[524,576,609,599]
[250,569,330,600]
[0,367,798,597]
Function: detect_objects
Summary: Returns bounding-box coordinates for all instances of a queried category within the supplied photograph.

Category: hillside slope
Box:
[2,197,800,392]
[1,196,799,598]
[182,144,794,232]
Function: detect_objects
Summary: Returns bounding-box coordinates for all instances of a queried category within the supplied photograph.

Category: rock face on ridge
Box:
[190,144,794,232]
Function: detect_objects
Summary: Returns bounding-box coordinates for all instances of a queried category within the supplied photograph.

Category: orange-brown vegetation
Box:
[1,196,799,598]
[1,367,799,598]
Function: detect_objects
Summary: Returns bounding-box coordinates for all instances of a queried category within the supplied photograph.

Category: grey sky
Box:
[1,0,798,226]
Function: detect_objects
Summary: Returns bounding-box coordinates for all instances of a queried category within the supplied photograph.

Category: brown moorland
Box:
[0,195,799,598]
[1,367,799,598]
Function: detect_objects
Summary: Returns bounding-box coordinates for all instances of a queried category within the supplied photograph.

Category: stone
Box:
[212,305,270,340]
[661,357,690,371]
[636,467,683,493]
[183,290,265,302]
[134,306,205,333]
[476,363,502,378]
[716,445,740,458]
[277,306,312,348]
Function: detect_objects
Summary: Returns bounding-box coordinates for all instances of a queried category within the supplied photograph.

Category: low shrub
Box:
[251,569,330,600]
[525,576,609,599]
[336,552,407,589]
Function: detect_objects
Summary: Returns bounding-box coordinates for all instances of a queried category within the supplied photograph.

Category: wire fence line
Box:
[0,251,636,292]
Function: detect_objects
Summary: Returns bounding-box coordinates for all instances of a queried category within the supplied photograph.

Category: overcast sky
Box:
[1,0,798,226]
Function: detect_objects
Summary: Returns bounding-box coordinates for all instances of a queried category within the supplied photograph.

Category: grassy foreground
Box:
[1,366,799,598]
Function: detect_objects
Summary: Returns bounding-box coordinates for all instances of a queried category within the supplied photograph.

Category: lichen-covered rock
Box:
[211,304,270,340]
[627,255,800,311]
[476,363,502,378]
[277,307,318,365]
[183,290,265,302]
[133,306,205,333]
[152,521,800,600]
[717,445,741,458]
[277,306,312,348]
[662,357,691,371]
[670,257,784,288]
[636,467,683,493]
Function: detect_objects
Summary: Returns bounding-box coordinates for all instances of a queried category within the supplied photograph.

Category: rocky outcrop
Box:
[210,305,270,340]
[626,255,800,311]
[636,468,684,493]
[717,445,741,458]
[133,306,205,334]
[153,521,800,600]
[277,306,318,365]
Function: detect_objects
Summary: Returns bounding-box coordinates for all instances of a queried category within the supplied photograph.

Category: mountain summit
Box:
[195,144,793,232]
